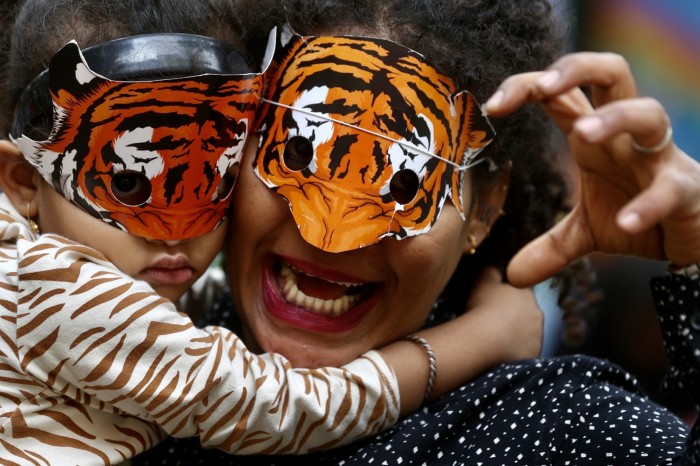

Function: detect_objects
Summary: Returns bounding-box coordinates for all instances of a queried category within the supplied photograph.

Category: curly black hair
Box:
[237,0,573,316]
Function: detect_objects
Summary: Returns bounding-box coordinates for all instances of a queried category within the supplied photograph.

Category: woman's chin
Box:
[256,334,362,368]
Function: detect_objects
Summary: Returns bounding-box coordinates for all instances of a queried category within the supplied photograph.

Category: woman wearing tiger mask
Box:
[0,0,544,463]
[135,0,700,464]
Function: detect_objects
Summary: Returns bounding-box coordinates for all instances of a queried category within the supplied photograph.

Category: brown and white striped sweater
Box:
[0,195,399,465]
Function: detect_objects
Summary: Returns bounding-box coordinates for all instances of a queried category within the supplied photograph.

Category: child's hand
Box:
[466,267,543,363]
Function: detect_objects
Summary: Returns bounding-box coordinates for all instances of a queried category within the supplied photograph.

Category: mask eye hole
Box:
[216,164,240,200]
[283,136,313,171]
[389,169,420,205]
[110,170,152,206]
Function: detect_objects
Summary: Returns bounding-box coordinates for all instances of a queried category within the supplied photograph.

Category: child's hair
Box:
[238,0,574,318]
[0,0,245,139]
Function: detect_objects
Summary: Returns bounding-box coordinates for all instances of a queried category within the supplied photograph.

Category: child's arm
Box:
[16,234,540,456]
[380,267,543,416]
[16,233,398,455]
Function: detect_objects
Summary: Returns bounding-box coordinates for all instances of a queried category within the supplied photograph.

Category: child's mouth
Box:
[143,266,193,285]
[143,255,193,285]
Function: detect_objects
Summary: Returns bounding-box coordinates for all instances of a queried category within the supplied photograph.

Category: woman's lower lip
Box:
[143,267,193,285]
[261,257,380,333]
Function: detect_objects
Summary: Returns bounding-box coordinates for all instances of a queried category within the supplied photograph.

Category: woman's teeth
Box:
[280,262,360,316]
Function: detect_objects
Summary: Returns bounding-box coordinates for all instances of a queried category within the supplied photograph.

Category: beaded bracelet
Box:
[404,335,437,402]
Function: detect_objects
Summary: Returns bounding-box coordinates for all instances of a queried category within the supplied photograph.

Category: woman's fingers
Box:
[616,167,685,233]
[484,72,593,132]
[573,97,671,150]
[619,151,700,265]
[493,50,700,279]
[484,72,545,115]
[485,52,638,118]
[537,52,638,106]
[509,148,700,287]
[484,70,591,115]
[506,208,593,288]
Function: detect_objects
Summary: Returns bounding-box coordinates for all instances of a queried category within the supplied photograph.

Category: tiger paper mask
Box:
[255,28,496,253]
[12,34,272,241]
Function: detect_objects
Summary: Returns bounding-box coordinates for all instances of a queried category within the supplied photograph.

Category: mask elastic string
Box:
[261,98,485,171]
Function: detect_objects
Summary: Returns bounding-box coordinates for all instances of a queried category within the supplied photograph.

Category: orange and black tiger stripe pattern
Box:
[254,28,495,252]
[17,41,261,241]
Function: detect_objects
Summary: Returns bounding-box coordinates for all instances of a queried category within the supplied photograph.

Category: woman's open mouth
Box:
[261,254,382,333]
[280,261,373,315]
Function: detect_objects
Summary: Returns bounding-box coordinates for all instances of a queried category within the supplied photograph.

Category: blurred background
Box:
[541,0,700,424]
[573,0,700,159]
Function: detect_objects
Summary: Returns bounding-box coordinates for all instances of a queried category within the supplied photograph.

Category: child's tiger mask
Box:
[256,27,496,253]
[12,33,273,241]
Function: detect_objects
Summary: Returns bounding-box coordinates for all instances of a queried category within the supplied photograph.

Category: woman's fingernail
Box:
[574,116,604,140]
[618,211,642,232]
[537,70,560,89]
[484,90,504,113]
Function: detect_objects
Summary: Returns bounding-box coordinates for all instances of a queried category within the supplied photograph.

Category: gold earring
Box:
[26,204,40,235]
[468,234,478,255]
[28,218,40,235]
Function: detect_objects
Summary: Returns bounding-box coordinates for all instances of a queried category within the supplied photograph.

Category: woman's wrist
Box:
[403,335,437,402]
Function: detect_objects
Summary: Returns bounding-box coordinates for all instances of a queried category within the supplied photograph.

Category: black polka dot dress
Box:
[132,274,699,465]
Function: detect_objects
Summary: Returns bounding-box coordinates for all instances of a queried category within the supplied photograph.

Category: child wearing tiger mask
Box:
[0,0,544,464]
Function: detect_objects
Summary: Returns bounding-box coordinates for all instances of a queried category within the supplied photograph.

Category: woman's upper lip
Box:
[278,254,369,284]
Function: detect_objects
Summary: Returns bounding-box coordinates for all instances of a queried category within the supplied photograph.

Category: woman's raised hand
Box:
[484,52,700,287]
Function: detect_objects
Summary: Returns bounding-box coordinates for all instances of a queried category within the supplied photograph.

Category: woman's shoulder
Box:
[411,355,661,441]
[340,355,687,466]
[469,355,639,395]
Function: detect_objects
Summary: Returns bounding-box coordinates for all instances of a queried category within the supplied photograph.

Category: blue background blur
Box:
[574,0,699,159]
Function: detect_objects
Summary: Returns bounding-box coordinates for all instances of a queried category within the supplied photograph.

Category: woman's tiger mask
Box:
[256,27,496,253]
[12,34,273,241]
